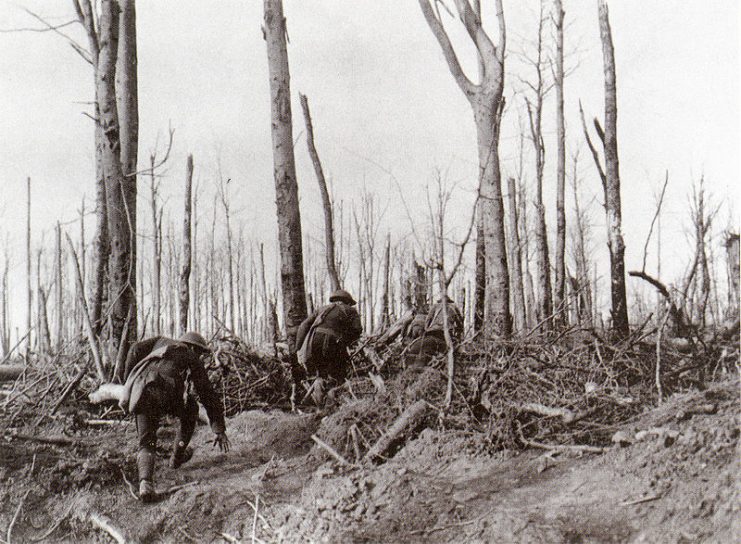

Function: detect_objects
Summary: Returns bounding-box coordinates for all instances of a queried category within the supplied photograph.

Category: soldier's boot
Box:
[137,449,157,503]
[170,395,198,469]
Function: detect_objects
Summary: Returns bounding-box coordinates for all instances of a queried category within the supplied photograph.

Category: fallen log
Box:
[364,399,429,463]
[514,402,576,423]
[7,432,82,446]
[0,365,25,383]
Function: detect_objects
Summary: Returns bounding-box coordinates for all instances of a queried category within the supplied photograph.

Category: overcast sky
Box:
[0,0,738,328]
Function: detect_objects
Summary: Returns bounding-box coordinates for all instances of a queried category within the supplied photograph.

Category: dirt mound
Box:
[270,377,740,543]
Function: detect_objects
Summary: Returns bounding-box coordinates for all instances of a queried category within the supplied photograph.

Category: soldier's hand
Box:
[212,432,230,453]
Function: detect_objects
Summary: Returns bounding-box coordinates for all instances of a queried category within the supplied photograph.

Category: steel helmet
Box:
[329,289,356,305]
[179,331,211,352]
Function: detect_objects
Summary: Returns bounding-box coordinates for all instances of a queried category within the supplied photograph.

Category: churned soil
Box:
[0,377,738,543]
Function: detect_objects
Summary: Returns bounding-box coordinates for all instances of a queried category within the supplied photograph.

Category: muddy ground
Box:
[0,375,738,543]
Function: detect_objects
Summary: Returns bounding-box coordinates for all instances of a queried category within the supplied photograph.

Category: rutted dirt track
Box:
[0,377,738,543]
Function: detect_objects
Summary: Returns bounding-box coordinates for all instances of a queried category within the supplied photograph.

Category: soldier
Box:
[375,304,428,347]
[296,289,362,389]
[118,331,229,503]
[406,296,464,368]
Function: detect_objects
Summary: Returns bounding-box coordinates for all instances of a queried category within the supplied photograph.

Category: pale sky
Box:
[0,0,738,330]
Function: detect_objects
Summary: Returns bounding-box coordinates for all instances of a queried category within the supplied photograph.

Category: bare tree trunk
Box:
[598,0,629,337]
[525,4,552,331]
[506,176,526,332]
[26,176,32,352]
[192,181,200,331]
[264,0,308,349]
[96,0,133,363]
[378,233,391,332]
[419,0,511,337]
[36,248,50,353]
[299,93,341,292]
[553,0,567,325]
[179,154,194,335]
[725,233,739,320]
[570,154,593,326]
[73,0,108,339]
[149,155,161,335]
[116,0,138,346]
[474,213,486,333]
[218,177,236,333]
[55,222,64,349]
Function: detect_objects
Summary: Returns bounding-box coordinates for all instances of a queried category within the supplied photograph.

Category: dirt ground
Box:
[0,376,738,543]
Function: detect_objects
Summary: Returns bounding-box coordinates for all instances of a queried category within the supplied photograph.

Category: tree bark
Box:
[474,210,486,334]
[553,0,567,324]
[179,154,194,335]
[598,0,629,337]
[264,0,308,348]
[378,234,391,332]
[98,0,133,360]
[525,6,552,331]
[299,93,341,293]
[725,233,739,319]
[506,176,526,331]
[116,0,138,346]
[55,222,64,349]
[149,155,161,335]
[26,176,32,352]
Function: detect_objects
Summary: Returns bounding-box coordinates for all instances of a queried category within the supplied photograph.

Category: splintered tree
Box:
[580,0,629,337]
[264,0,308,349]
[419,0,511,337]
[179,154,194,335]
[523,0,553,329]
[115,0,139,345]
[73,0,139,357]
[299,93,341,293]
[553,0,567,323]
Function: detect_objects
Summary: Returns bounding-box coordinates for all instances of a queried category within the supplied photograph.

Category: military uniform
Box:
[296,289,362,383]
[406,297,464,368]
[121,332,226,502]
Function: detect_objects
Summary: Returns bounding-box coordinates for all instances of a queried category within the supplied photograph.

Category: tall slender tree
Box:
[523,0,553,330]
[597,0,628,336]
[553,0,567,323]
[179,154,194,335]
[419,0,511,337]
[263,0,308,349]
[581,0,629,337]
[299,94,341,293]
[115,0,139,345]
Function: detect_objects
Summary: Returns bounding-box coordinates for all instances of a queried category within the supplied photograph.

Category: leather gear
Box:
[137,449,156,483]
[328,289,356,305]
[169,446,193,469]
[139,479,156,503]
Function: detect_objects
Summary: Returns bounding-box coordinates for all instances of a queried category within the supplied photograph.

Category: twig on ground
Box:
[311,434,351,466]
[251,494,259,544]
[31,503,73,542]
[120,468,139,500]
[621,493,663,506]
[6,490,30,544]
[89,513,126,544]
[219,531,241,543]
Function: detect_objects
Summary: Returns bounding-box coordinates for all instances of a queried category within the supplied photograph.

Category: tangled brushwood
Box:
[309,325,739,462]
[1,325,736,467]
[207,336,293,416]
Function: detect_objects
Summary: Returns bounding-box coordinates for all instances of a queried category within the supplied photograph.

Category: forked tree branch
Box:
[578,100,606,191]
[418,0,476,97]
